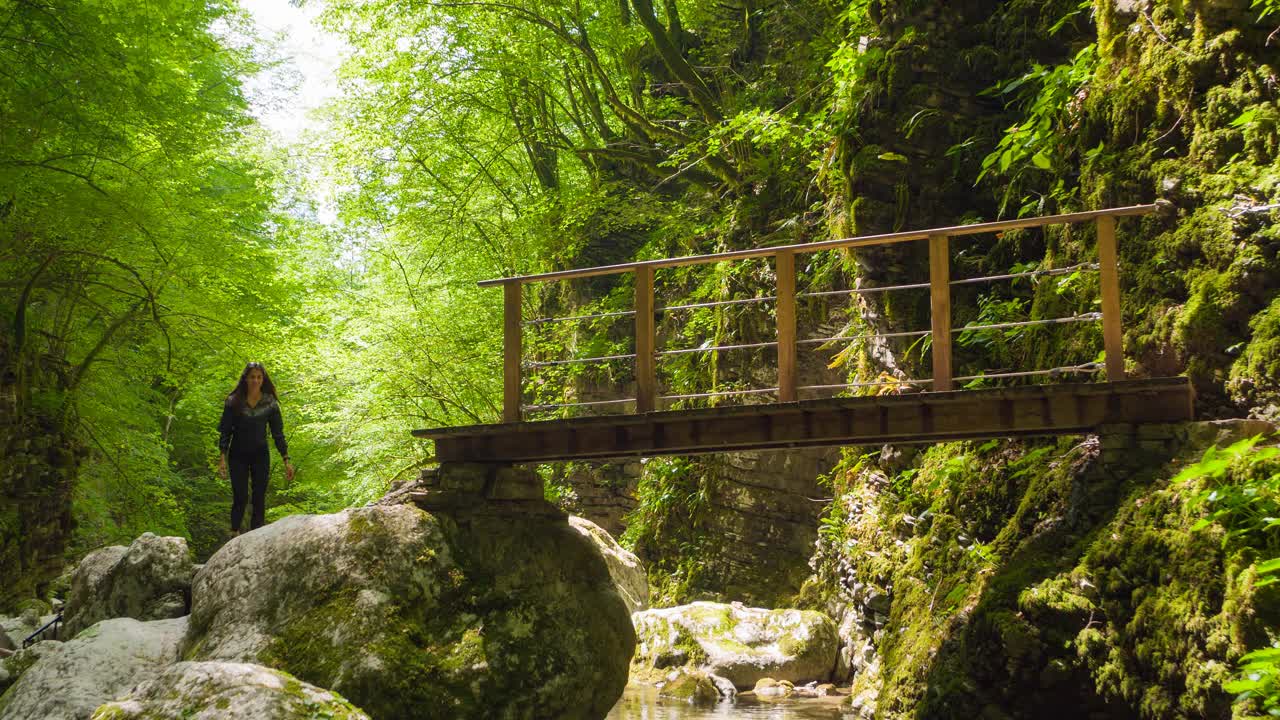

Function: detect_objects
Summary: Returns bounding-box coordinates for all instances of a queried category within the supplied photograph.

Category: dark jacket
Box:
[218,393,288,458]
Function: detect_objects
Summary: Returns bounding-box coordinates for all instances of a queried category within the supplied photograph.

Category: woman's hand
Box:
[285,460,295,483]
[218,455,227,480]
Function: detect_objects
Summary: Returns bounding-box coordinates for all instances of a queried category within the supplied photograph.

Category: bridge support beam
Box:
[776,250,797,402]
[418,378,1194,464]
[503,281,523,422]
[1097,216,1125,381]
[635,266,656,413]
[929,234,952,392]
[405,462,558,517]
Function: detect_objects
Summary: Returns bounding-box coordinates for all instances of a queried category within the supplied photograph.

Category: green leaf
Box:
[1231,108,1260,128]
[1256,557,1280,574]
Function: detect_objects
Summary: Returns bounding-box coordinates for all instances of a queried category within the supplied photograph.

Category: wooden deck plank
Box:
[415,378,1194,463]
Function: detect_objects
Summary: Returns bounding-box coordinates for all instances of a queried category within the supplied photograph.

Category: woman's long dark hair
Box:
[227,362,279,409]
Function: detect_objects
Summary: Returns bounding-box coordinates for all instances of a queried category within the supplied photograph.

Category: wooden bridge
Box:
[415,204,1194,462]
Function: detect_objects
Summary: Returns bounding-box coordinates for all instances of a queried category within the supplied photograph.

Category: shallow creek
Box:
[606,684,847,719]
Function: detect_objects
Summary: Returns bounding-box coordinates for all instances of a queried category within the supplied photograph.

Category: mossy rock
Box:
[632,601,838,690]
[184,504,634,720]
[657,669,721,704]
[90,661,370,720]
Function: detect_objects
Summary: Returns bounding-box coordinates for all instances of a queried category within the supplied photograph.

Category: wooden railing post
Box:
[502,280,523,422]
[929,234,953,392]
[1097,215,1125,381]
[775,250,797,402]
[635,266,656,412]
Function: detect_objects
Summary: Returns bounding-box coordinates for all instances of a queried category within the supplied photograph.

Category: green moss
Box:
[1230,297,1280,407]
[260,589,366,690]
[14,599,51,617]
[658,671,719,704]
[811,424,1279,719]
[0,647,45,695]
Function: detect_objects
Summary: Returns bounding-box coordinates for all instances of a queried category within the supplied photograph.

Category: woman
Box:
[217,362,295,536]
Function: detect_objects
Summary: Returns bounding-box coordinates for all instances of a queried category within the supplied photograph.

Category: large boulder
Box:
[184,503,634,719]
[0,616,185,720]
[631,601,838,689]
[63,533,193,637]
[0,640,61,696]
[569,515,649,613]
[91,661,370,720]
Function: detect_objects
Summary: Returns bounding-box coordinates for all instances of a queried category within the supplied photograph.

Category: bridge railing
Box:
[479,204,1160,422]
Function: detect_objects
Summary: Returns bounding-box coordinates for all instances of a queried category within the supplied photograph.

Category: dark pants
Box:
[229,445,270,531]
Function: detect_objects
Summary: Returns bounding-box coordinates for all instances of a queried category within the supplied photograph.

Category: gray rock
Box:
[184,504,633,720]
[0,613,58,646]
[0,617,185,720]
[632,601,839,690]
[569,515,649,613]
[0,629,12,653]
[63,534,194,638]
[0,641,62,696]
[91,661,370,719]
[0,635,62,691]
[708,673,737,699]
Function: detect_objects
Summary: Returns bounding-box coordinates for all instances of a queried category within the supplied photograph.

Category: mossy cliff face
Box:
[814,0,1278,413]
[804,421,1277,719]
[1083,0,1280,415]
[183,504,634,720]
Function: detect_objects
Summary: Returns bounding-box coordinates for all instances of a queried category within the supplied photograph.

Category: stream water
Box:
[606,684,848,719]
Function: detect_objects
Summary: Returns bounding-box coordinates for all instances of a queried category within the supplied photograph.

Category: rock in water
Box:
[91,661,370,719]
[63,533,194,638]
[0,617,185,720]
[656,668,720,704]
[569,515,650,613]
[632,601,838,690]
[184,504,634,719]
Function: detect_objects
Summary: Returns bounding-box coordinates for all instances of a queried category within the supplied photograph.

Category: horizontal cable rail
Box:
[658,296,776,312]
[950,262,1099,286]
[525,314,1101,367]
[525,353,636,368]
[799,281,930,298]
[524,309,635,326]
[798,262,1100,300]
[523,397,635,412]
[797,313,1099,347]
[955,312,1101,333]
[953,362,1102,382]
[662,387,778,401]
[657,340,778,357]
[800,329,932,344]
[517,363,1105,412]
[799,378,933,391]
